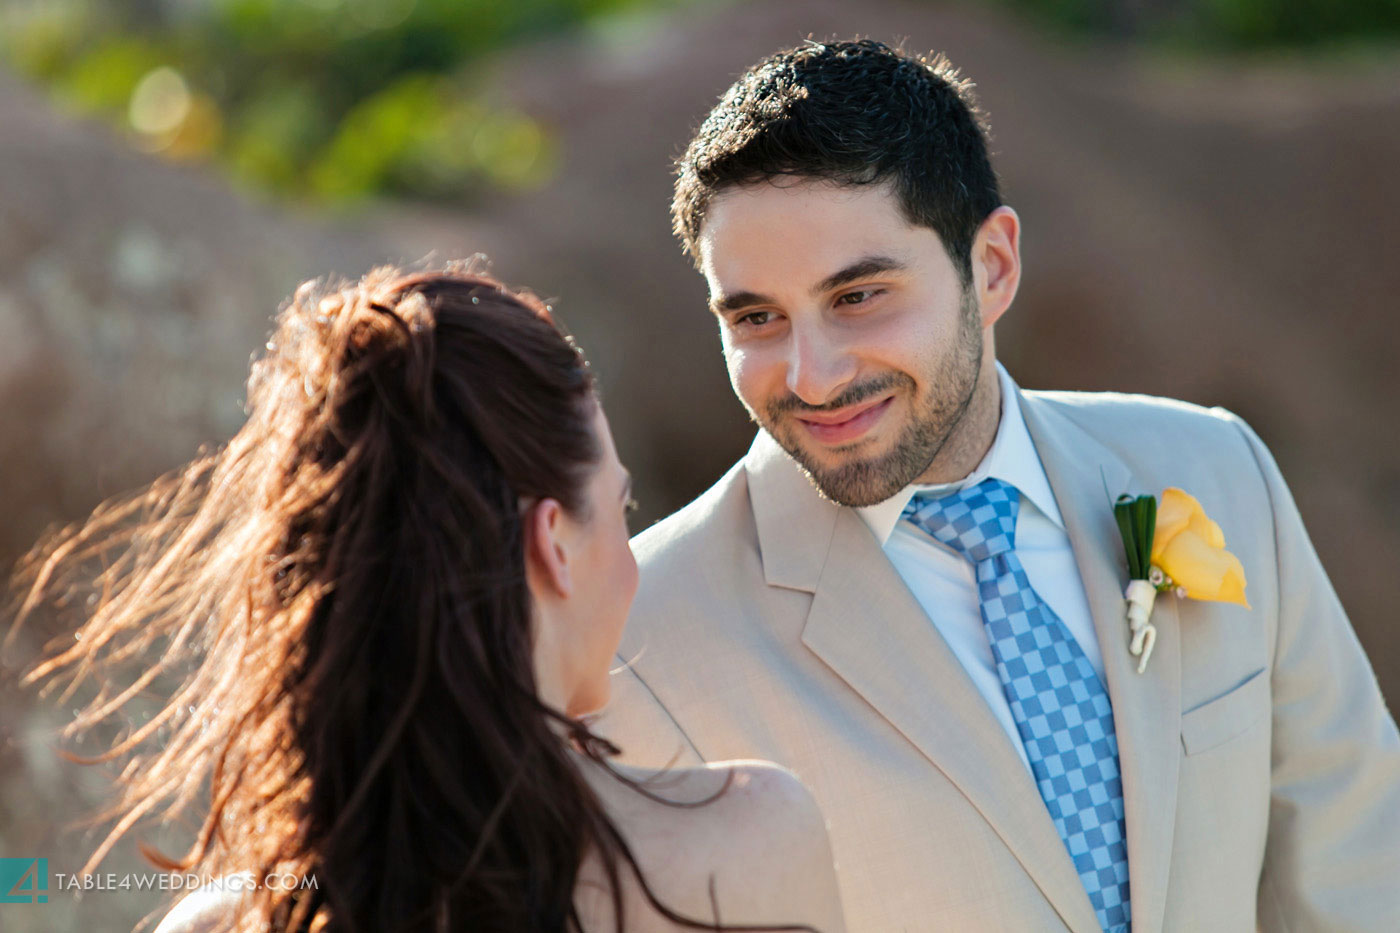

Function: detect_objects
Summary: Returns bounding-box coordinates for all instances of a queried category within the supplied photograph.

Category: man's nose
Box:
[785,323,857,407]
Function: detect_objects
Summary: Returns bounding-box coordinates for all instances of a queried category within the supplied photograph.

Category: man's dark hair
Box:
[672,38,1002,287]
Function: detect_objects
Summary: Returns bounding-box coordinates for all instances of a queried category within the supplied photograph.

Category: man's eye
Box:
[625,497,640,514]
[836,289,881,306]
[736,310,774,327]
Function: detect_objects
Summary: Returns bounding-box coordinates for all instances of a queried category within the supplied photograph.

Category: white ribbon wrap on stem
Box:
[1124,579,1158,674]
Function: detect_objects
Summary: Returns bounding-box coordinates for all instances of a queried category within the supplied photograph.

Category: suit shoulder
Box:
[1023,388,1281,508]
[1025,388,1257,450]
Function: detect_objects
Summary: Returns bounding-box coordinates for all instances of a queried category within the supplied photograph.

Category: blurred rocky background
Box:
[1,0,1398,928]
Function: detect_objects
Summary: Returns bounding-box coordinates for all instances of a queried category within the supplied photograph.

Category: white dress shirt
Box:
[857,363,1103,774]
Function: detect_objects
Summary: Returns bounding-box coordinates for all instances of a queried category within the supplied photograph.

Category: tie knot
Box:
[902,477,1020,564]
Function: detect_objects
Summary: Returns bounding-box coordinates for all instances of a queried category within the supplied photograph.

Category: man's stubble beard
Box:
[759,289,984,508]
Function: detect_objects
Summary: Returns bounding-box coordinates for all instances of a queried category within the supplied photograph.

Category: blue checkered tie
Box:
[903,477,1131,932]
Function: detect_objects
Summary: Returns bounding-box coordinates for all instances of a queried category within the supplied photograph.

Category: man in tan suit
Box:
[598,39,1400,931]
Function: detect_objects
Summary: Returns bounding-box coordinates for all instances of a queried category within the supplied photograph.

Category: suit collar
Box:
[744,385,1184,933]
[743,429,838,592]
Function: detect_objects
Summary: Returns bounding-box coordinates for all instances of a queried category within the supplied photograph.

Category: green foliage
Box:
[0,0,645,203]
[1188,0,1400,47]
[995,0,1400,48]
[54,36,168,114]
[15,0,1391,206]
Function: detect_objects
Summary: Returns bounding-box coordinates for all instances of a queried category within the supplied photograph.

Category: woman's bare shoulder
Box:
[152,880,247,933]
[576,755,846,932]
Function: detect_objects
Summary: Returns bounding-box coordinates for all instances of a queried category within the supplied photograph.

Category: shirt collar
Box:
[856,362,1065,545]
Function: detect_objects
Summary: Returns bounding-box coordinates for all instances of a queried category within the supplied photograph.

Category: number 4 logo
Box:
[0,858,48,904]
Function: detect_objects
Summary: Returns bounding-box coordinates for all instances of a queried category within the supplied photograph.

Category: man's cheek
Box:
[724,348,764,411]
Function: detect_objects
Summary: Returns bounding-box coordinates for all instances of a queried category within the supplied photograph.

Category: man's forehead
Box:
[700,183,923,277]
[702,224,915,288]
[703,179,900,236]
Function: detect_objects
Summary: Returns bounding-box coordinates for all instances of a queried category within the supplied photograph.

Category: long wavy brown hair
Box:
[6,266,813,932]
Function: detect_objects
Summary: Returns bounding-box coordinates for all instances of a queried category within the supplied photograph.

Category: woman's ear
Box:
[524,498,573,599]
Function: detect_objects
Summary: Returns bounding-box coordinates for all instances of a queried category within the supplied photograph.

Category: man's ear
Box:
[524,498,573,599]
[973,206,1022,329]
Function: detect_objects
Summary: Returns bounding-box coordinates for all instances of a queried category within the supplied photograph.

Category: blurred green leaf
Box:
[226,82,331,192]
[53,37,169,115]
[0,0,656,202]
[470,110,558,191]
[0,0,94,80]
[994,0,1400,47]
[308,73,445,200]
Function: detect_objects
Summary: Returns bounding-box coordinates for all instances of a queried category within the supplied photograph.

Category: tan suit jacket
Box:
[599,388,1400,932]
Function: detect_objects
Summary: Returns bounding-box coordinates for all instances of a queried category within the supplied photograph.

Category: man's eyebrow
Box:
[710,290,775,316]
[813,255,907,295]
[709,256,908,315]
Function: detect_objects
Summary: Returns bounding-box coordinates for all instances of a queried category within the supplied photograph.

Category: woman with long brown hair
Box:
[7,265,845,932]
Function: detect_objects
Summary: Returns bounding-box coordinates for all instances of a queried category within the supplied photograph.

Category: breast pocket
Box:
[1180,668,1270,755]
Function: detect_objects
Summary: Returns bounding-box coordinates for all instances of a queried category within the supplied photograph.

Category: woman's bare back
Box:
[572,754,846,933]
[155,755,845,933]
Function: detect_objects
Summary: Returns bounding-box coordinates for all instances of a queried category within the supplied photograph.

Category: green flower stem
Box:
[1114,493,1158,581]
[1114,496,1141,579]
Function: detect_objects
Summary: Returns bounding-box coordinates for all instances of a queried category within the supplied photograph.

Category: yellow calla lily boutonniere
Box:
[1152,488,1250,607]
[1114,488,1249,673]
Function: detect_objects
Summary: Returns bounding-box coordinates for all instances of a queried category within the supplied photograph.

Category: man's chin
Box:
[777,436,912,508]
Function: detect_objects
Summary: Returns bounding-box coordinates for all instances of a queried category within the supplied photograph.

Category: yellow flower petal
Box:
[1150,488,1250,607]
[1158,530,1250,606]
[1158,530,1225,597]
[1217,552,1250,608]
[1187,510,1226,549]
[1151,487,1198,563]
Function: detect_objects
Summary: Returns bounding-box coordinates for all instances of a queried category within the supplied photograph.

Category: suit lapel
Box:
[1019,393,1183,933]
[745,432,1103,933]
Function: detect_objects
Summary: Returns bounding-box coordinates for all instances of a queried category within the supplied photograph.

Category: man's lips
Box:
[794,395,894,445]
